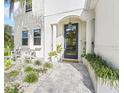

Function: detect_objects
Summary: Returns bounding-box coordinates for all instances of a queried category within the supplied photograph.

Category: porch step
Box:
[62,58,79,63]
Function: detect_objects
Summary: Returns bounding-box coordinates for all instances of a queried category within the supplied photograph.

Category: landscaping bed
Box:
[4,58,53,93]
[82,53,119,93]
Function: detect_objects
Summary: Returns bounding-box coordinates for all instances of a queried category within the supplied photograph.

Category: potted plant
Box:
[48,43,63,63]
[56,44,63,62]
[48,51,57,62]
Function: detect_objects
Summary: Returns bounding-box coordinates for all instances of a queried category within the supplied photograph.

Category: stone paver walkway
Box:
[34,62,94,93]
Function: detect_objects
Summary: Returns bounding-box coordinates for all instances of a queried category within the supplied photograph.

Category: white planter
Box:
[83,58,97,92]
[82,58,119,93]
[97,78,119,93]
[57,53,62,62]
[51,56,58,63]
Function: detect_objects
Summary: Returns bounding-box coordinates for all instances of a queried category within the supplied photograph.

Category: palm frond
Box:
[5,0,25,17]
[9,0,15,17]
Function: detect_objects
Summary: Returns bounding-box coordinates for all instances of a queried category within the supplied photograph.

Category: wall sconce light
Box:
[92,41,95,48]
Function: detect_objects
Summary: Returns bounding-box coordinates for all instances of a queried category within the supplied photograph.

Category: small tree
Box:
[4,25,14,49]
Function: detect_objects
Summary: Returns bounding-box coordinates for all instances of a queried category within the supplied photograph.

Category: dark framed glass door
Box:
[64,23,78,59]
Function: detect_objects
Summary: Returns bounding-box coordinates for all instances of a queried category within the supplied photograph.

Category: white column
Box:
[52,24,57,51]
[81,9,95,54]
[86,19,92,54]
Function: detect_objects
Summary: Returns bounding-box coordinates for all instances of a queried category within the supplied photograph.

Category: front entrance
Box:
[64,23,78,59]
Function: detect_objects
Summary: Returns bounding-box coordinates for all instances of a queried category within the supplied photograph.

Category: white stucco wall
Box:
[94,0,119,69]
[43,0,86,61]
[14,0,45,58]
[44,0,85,16]
[14,12,44,58]
[44,11,85,60]
[14,0,86,60]
[32,0,44,16]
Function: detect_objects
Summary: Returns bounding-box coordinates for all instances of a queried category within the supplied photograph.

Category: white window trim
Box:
[22,31,29,46]
[25,0,32,12]
[33,28,41,46]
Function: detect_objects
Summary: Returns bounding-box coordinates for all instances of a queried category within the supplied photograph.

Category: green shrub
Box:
[43,63,53,69]
[4,85,21,93]
[42,63,53,73]
[24,66,34,73]
[34,60,42,66]
[24,72,38,83]
[4,52,11,56]
[84,53,119,85]
[4,46,11,56]
[9,70,19,78]
[56,44,63,53]
[4,59,12,70]
[48,51,57,57]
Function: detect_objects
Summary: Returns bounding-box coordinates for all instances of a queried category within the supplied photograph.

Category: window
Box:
[25,0,32,12]
[33,29,41,45]
[22,31,28,45]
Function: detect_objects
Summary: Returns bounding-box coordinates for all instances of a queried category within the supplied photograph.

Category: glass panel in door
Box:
[64,23,78,59]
